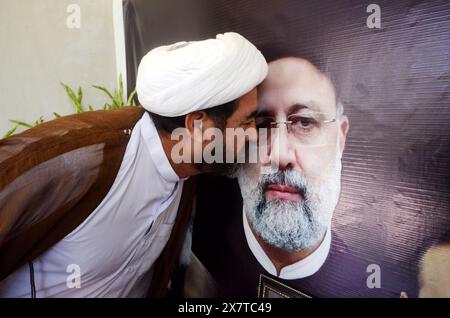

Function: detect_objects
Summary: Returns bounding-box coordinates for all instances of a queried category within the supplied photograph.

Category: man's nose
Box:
[268,125,296,171]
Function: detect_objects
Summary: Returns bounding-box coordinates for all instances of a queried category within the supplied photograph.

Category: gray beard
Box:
[238,156,342,252]
[252,197,325,252]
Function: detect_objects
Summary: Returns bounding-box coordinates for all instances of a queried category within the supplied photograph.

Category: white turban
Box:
[136,32,268,117]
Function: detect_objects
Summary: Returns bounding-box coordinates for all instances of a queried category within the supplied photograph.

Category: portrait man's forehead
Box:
[258,57,338,116]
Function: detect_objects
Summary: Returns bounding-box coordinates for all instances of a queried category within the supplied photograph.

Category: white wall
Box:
[0,0,126,136]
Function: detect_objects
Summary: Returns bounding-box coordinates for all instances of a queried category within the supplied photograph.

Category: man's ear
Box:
[185,111,207,142]
[338,115,349,154]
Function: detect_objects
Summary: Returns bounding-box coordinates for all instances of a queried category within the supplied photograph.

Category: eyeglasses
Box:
[255,111,338,147]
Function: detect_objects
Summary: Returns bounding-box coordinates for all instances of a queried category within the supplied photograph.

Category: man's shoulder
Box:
[301,231,371,296]
[0,106,145,190]
[0,106,144,164]
[0,106,144,281]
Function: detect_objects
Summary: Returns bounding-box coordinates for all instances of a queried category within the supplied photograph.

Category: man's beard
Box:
[196,161,240,177]
[195,140,250,177]
[238,154,342,252]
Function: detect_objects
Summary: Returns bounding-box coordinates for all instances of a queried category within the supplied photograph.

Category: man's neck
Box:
[158,131,199,178]
[249,221,325,276]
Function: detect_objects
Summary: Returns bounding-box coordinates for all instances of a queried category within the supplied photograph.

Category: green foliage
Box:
[127,89,137,107]
[2,117,45,138]
[93,74,137,110]
[60,82,84,113]
[2,74,137,139]
[3,126,18,138]
[9,119,33,128]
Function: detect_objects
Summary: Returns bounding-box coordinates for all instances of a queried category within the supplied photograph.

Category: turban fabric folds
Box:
[136,32,268,117]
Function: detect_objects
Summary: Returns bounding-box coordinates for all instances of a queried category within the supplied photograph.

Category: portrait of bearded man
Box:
[190,56,411,298]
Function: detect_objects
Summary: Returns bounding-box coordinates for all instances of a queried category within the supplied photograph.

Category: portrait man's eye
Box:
[290,115,318,130]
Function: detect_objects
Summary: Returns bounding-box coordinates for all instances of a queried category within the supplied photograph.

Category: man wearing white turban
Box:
[137,32,267,176]
[0,32,267,298]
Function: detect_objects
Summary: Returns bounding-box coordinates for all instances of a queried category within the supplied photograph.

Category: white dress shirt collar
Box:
[243,210,331,280]
[140,112,180,183]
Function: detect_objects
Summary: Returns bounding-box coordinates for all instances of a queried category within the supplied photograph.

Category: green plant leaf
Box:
[77,87,83,104]
[9,119,33,128]
[88,105,94,111]
[115,95,122,107]
[34,116,44,126]
[127,89,137,106]
[3,125,18,138]
[61,82,84,113]
[60,82,78,104]
[111,90,122,108]
[92,85,115,102]
[118,73,124,105]
[75,87,84,113]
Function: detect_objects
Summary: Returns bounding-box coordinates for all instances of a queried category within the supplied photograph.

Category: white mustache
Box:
[258,170,309,199]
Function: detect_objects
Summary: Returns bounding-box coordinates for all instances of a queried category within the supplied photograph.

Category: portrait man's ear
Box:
[338,115,349,156]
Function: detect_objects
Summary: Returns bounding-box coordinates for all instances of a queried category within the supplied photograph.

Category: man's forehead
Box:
[258,80,335,114]
[259,58,336,113]
[266,57,321,82]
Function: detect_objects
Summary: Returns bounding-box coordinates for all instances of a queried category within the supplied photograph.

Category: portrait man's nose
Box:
[266,124,298,172]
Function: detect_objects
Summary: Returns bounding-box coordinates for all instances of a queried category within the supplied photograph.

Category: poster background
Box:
[124,0,450,297]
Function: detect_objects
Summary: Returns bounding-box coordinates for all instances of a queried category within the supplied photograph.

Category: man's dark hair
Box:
[148,99,238,134]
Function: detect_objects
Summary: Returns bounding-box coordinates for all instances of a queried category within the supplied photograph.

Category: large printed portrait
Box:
[124,0,450,297]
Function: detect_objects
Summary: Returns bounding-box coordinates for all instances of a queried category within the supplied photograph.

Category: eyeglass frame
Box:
[254,102,344,148]
[263,102,344,133]
[269,116,337,132]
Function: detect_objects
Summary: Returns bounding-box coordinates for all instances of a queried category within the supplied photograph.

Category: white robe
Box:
[0,112,183,297]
